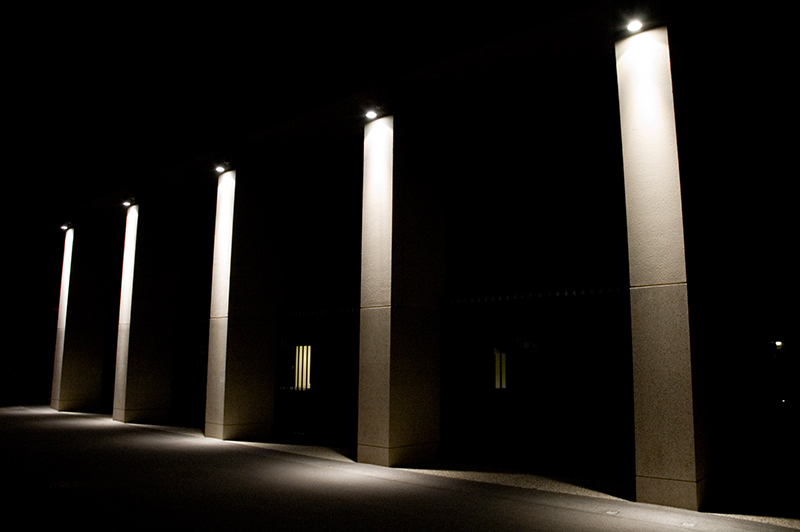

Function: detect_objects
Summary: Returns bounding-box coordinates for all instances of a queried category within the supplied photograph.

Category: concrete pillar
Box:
[616,27,706,509]
[110,200,175,424]
[50,209,122,413]
[112,205,139,421]
[204,169,274,441]
[358,115,441,466]
[51,227,74,410]
[50,217,118,412]
[205,169,236,438]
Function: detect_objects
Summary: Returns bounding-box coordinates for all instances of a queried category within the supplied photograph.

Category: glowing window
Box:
[494,348,507,389]
[294,345,311,391]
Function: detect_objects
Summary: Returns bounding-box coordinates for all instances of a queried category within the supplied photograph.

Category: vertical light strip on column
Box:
[113,204,139,420]
[206,170,236,438]
[51,227,74,409]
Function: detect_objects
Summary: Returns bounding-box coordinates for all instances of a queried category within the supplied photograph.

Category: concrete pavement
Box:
[1,406,796,531]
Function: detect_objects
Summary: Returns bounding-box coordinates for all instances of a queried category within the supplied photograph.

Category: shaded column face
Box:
[616,27,702,510]
[51,228,74,409]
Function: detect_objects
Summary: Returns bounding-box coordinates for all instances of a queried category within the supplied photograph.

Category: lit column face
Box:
[51,228,74,408]
[361,116,394,308]
[113,205,139,420]
[210,171,236,319]
[119,205,139,325]
[206,170,236,438]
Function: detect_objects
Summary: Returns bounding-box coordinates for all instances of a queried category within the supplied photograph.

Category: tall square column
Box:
[205,169,275,440]
[358,116,441,466]
[616,27,707,509]
[112,205,146,422]
[51,215,122,413]
[51,227,74,410]
[111,199,181,424]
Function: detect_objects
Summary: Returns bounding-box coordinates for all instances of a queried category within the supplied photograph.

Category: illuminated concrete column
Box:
[358,116,440,466]
[205,170,235,438]
[112,205,139,422]
[616,27,706,510]
[50,218,118,412]
[51,227,74,410]
[205,167,276,440]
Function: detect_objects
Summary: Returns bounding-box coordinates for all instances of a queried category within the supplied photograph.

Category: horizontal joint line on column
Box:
[210,316,229,320]
[360,305,392,310]
[637,475,702,483]
[630,282,687,289]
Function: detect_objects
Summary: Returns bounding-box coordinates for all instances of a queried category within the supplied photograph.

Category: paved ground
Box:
[2,406,797,531]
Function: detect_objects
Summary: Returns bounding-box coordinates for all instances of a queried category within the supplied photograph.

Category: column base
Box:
[204,421,271,441]
[357,442,438,467]
[636,475,707,510]
[112,407,170,425]
[51,398,98,413]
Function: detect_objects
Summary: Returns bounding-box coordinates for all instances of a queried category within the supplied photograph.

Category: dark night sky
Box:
[6,2,790,225]
[7,5,563,224]
[5,2,722,223]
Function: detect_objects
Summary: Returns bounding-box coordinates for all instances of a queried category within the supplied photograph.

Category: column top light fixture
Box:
[365,110,378,119]
[627,19,643,32]
[215,166,226,173]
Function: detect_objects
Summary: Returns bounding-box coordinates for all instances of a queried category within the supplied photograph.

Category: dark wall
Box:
[228,109,365,443]
[2,223,66,406]
[380,25,633,484]
[669,19,797,517]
